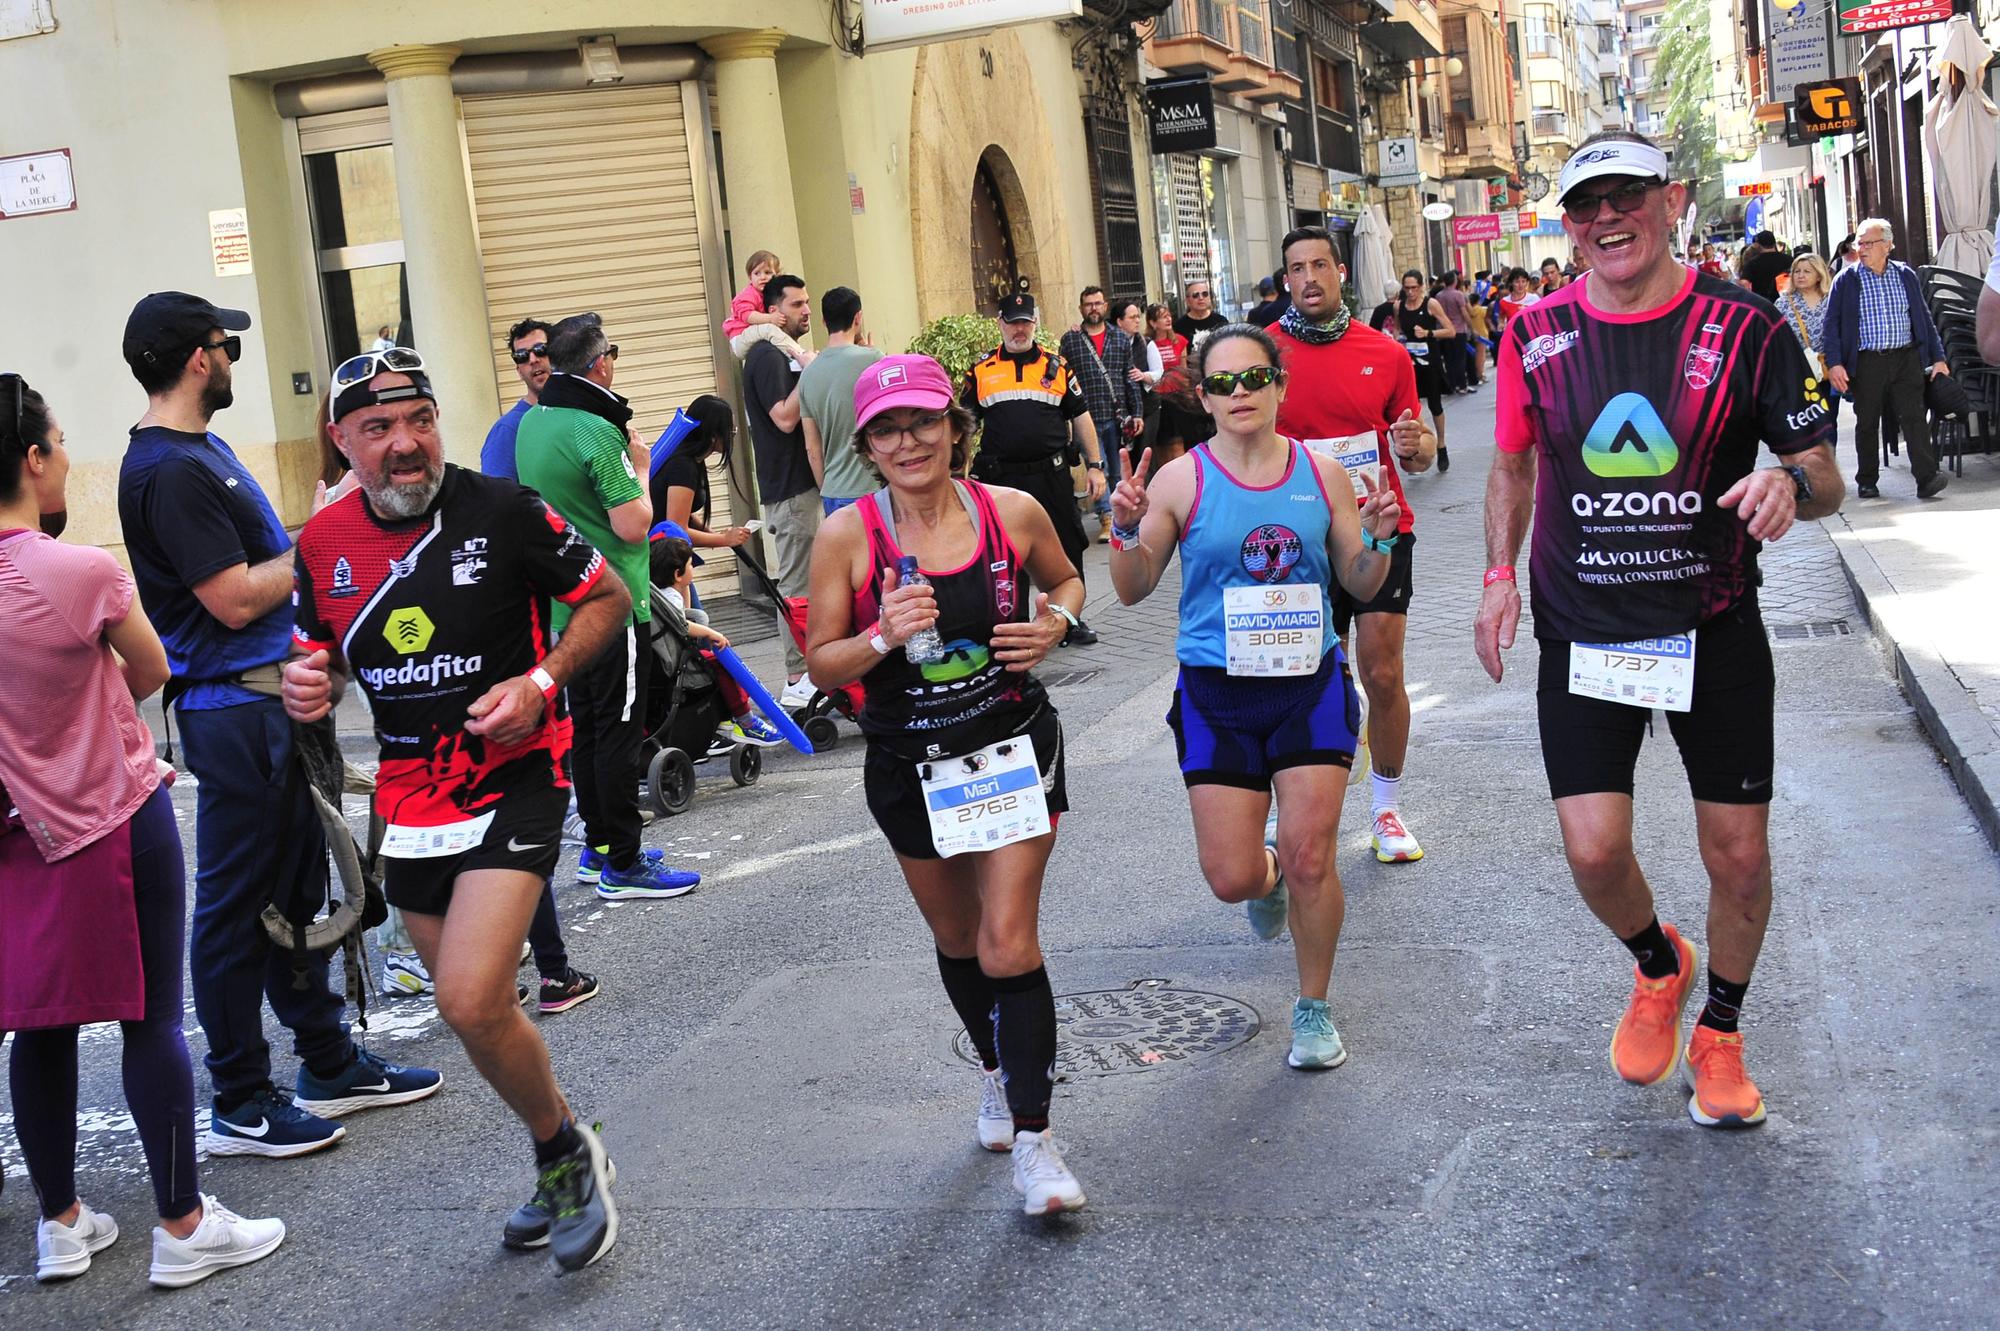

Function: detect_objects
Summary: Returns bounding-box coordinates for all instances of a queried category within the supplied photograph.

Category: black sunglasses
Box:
[1562,179,1657,223]
[1201,366,1281,396]
[510,342,550,365]
[200,335,244,362]
[603,344,619,363]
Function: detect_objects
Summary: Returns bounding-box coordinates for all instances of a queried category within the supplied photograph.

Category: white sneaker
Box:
[977,1070,1014,1152]
[36,1202,118,1282]
[148,1194,285,1288]
[560,809,588,848]
[380,949,433,996]
[1371,809,1424,863]
[778,677,816,711]
[1011,1129,1086,1215]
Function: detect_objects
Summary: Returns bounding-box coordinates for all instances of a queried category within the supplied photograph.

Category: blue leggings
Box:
[9,787,201,1221]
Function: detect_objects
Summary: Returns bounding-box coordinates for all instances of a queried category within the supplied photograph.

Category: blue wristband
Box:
[1110,521,1141,544]
[1362,528,1400,554]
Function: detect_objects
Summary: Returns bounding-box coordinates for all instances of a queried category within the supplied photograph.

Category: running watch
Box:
[1781,463,1811,503]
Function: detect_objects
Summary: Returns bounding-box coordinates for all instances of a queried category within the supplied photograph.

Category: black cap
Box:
[332,369,437,423]
[997,289,1039,324]
[123,292,252,370]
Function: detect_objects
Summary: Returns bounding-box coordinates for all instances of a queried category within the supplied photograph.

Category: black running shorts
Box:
[864,708,1068,861]
[1535,598,1775,805]
[1333,529,1416,634]
[381,785,567,916]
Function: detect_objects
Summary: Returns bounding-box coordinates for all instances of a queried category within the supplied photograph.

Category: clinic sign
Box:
[1836,0,1951,33]
[0,148,75,220]
[1765,0,1832,92]
[860,0,1082,52]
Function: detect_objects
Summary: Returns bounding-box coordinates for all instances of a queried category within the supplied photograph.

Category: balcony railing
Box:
[1530,108,1569,139]
[1158,0,1231,43]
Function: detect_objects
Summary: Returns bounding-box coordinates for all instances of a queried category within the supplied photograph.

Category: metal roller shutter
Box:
[462,83,739,601]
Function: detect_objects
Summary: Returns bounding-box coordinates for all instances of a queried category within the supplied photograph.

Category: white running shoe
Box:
[148,1194,285,1289]
[380,949,433,996]
[36,1202,118,1282]
[778,677,816,711]
[977,1070,1014,1152]
[1011,1130,1086,1215]
[560,808,588,848]
[1371,810,1424,863]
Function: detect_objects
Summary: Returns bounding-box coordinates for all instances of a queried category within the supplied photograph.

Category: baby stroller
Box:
[640,583,762,817]
[734,544,863,752]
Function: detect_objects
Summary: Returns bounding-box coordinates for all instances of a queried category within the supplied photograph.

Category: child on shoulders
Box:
[723,249,812,365]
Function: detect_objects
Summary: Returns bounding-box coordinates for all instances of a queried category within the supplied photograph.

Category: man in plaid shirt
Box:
[1822,217,1951,500]
[1058,287,1139,543]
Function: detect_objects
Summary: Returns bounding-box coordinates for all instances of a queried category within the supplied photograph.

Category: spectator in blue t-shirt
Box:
[116,291,439,1160]
[479,316,553,481]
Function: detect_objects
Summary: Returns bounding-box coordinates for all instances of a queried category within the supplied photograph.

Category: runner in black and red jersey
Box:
[1474,132,1841,1130]
[1271,226,1437,863]
[282,351,627,1271]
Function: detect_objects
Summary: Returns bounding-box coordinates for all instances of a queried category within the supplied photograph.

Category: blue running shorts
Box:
[1166,654,1361,790]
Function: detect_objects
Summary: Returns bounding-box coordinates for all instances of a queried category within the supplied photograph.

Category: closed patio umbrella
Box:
[1923,15,1998,277]
[1352,204,1396,313]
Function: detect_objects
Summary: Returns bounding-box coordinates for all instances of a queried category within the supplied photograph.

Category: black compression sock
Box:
[988,965,1056,1134]
[1697,970,1749,1034]
[936,950,999,1071]
[534,1118,582,1167]
[1618,916,1681,980]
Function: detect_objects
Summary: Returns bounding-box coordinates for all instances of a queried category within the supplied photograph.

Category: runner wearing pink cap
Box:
[804,354,1094,1216]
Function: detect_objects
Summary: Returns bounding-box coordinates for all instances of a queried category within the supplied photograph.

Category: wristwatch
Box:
[1086,461,1105,471]
[1781,463,1812,503]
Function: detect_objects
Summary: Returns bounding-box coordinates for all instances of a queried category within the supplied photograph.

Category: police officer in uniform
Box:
[963,287,1107,646]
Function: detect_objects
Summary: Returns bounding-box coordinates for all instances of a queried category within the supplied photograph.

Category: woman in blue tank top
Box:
[1106,324,1404,1072]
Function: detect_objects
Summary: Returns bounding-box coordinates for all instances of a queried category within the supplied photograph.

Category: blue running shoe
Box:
[294,1047,443,1118]
[576,844,664,885]
[1287,997,1348,1070]
[1246,805,1289,942]
[735,714,784,747]
[204,1087,345,1159]
[596,858,699,900]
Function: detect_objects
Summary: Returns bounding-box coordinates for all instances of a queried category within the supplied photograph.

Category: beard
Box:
[200,363,234,416]
[360,454,444,518]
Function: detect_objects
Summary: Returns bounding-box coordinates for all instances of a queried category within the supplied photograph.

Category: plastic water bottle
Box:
[896,555,945,664]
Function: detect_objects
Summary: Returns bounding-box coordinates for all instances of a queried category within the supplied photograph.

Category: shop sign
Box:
[1452,214,1503,243]
[1494,238,1513,252]
[860,0,1081,52]
[1379,136,1420,186]
[1737,182,1773,196]
[1147,77,1217,154]
[1421,201,1455,221]
[1836,0,1951,33]
[1764,0,1832,93]
[1793,77,1863,135]
[1499,211,1520,235]
[1517,211,1538,229]
[209,208,253,277]
[0,148,75,220]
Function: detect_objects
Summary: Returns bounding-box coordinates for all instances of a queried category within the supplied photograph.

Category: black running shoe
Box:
[1436,445,1451,474]
[539,969,601,1015]
[542,1123,618,1272]
[1064,620,1099,647]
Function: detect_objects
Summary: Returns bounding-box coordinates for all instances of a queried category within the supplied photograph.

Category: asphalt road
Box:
[6,386,1997,1330]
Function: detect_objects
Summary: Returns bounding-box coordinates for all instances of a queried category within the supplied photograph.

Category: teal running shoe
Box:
[1287,997,1348,1070]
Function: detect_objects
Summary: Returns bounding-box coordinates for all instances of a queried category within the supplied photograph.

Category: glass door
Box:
[302,140,410,365]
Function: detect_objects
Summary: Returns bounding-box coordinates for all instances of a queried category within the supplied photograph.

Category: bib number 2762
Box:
[920,736,1052,858]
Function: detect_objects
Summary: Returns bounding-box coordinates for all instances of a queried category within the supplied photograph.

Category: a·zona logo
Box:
[1581,393,1679,478]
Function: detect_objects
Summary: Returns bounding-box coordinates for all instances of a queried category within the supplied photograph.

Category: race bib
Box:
[1224,584,1323,677]
[380,811,498,860]
[1403,339,1431,360]
[1305,434,1379,498]
[1568,632,1696,712]
[920,737,1052,858]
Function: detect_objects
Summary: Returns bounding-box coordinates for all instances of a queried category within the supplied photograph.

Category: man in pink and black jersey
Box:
[1474,131,1842,1131]
[283,354,629,1272]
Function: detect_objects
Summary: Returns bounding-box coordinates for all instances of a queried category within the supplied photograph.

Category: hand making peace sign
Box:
[1109,447,1153,532]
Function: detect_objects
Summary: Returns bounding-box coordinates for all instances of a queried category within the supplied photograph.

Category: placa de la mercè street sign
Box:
[860,0,1082,52]
[1147,77,1218,154]
[1837,0,1951,34]
[1794,77,1864,135]
[0,148,76,220]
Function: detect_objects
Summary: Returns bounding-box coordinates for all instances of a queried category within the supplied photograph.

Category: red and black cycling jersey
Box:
[1496,267,1831,643]
[293,465,606,827]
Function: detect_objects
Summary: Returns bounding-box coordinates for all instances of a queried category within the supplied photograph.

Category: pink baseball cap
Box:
[853,354,953,431]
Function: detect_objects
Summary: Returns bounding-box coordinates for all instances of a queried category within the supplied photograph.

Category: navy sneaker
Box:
[293,1047,443,1118]
[203,1087,345,1159]
[576,844,664,885]
[596,858,698,900]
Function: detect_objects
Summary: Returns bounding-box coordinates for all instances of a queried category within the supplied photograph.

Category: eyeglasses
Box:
[199,335,244,363]
[333,346,426,390]
[863,410,950,447]
[1200,366,1281,396]
[1187,290,1212,301]
[510,342,550,365]
[603,344,619,362]
[1561,179,1657,223]
[1856,238,1890,248]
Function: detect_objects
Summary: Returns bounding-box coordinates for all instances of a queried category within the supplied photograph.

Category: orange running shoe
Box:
[1684,1026,1767,1128]
[1607,923,1698,1086]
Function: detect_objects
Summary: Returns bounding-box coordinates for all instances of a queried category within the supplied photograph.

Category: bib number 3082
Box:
[1568,632,1696,712]
[920,737,1051,858]
[1224,584,1323,677]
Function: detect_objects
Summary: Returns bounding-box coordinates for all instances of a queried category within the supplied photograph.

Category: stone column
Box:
[367,44,499,464]
[699,29,804,279]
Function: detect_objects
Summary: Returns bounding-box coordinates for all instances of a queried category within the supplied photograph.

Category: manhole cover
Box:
[1768,619,1852,642]
[953,982,1260,1077]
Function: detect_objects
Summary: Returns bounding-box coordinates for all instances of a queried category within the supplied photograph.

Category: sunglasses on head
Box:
[1562,179,1657,223]
[1200,365,1281,396]
[333,346,426,390]
[0,372,21,448]
[510,342,550,365]
[199,335,244,362]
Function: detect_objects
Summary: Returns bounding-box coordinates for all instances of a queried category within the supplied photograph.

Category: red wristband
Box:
[1484,566,1517,587]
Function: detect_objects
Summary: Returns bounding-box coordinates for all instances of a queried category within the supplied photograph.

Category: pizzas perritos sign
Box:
[1837,0,1951,34]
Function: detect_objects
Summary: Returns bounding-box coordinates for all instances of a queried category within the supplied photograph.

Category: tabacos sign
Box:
[1148,77,1217,154]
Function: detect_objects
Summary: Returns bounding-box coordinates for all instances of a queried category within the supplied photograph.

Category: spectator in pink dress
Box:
[0,374,285,1289]
[723,248,813,365]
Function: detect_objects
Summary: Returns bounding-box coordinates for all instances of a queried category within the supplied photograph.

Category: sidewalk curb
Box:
[1825,514,2000,855]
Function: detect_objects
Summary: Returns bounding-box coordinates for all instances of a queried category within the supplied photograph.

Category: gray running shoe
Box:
[504,1157,618,1251]
[541,1123,619,1272]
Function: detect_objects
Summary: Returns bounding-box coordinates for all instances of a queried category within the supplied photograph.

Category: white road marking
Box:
[707,830,880,884]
